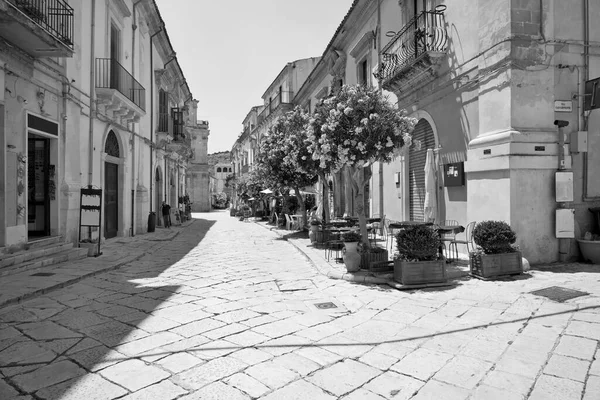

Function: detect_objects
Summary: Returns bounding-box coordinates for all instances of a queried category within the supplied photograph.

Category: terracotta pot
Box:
[309,225,319,243]
[343,242,361,272]
[577,240,600,264]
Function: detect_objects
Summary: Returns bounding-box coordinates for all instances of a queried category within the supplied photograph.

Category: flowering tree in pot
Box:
[256,107,318,228]
[307,85,416,247]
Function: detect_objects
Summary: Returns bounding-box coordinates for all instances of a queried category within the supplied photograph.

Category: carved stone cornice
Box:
[350,31,375,59]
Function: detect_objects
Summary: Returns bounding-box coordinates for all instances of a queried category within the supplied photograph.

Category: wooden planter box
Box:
[393,259,447,285]
[361,249,389,270]
[469,251,523,278]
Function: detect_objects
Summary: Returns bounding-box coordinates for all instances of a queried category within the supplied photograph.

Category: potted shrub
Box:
[394,225,446,285]
[577,208,600,264]
[309,219,321,244]
[342,231,362,272]
[360,245,389,271]
[470,220,523,278]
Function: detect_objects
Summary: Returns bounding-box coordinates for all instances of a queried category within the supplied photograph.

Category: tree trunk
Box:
[282,191,291,227]
[294,185,307,229]
[350,166,373,248]
[318,172,330,223]
[344,166,353,217]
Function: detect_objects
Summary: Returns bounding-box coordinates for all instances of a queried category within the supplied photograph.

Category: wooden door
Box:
[104,162,118,238]
[27,138,50,237]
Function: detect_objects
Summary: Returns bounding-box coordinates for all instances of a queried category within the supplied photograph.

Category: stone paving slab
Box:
[1,211,600,399]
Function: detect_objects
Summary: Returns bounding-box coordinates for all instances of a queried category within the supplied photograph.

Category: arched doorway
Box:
[408,119,436,221]
[104,131,120,238]
[155,166,163,226]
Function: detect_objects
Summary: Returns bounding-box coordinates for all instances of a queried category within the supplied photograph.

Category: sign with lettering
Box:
[554,100,573,113]
[443,162,465,187]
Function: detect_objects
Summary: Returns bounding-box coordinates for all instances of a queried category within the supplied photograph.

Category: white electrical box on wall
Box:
[570,131,588,153]
[555,171,574,202]
[556,209,575,238]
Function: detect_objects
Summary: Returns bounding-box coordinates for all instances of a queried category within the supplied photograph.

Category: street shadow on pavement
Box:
[0,218,215,399]
[532,262,600,274]
[68,304,600,365]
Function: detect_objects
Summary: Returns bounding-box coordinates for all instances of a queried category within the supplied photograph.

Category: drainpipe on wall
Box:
[130,0,144,237]
[87,0,96,187]
[582,0,591,199]
[149,25,164,229]
[377,0,384,219]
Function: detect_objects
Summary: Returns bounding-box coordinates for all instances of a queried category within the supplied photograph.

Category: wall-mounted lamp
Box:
[17,95,27,105]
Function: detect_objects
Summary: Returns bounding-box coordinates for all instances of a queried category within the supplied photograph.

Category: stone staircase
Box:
[0,236,88,277]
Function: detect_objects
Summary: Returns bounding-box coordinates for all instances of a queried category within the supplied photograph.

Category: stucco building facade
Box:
[0,0,206,255]
[292,0,600,264]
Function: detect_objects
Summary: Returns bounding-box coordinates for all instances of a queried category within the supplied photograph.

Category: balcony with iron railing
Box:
[376,5,449,92]
[95,58,146,124]
[0,0,74,57]
[257,91,294,125]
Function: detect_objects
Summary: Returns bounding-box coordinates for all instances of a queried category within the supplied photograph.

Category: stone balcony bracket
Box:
[96,88,144,124]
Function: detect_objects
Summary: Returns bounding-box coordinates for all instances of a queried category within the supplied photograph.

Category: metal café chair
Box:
[439,220,459,261]
[450,221,477,258]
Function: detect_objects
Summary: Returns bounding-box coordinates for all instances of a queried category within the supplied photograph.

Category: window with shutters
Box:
[172,107,184,141]
[158,90,169,132]
[408,119,435,221]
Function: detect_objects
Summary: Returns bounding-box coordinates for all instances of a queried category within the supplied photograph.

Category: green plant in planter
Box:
[472,220,517,254]
[342,231,362,243]
[395,225,441,261]
[470,220,522,278]
[393,225,445,285]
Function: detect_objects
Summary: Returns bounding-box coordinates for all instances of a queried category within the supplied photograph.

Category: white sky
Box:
[155,0,354,153]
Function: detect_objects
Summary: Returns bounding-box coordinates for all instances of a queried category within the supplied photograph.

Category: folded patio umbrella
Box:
[424,148,437,223]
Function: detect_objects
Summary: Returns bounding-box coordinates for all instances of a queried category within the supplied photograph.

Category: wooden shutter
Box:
[409,119,435,221]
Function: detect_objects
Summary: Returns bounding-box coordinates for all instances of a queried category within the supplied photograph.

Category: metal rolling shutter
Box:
[409,119,435,221]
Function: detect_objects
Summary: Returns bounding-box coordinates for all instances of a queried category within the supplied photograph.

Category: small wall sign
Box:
[554,100,573,112]
[443,162,465,187]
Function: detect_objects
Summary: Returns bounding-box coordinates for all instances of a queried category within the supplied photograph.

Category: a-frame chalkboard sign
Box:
[78,186,103,257]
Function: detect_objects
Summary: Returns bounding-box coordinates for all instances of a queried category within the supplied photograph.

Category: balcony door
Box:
[110,23,121,90]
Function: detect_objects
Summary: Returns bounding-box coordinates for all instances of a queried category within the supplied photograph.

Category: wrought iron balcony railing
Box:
[258,91,294,124]
[95,58,146,111]
[376,6,448,88]
[7,0,74,47]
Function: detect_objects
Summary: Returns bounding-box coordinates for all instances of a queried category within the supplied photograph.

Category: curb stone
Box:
[253,219,396,287]
[0,253,144,309]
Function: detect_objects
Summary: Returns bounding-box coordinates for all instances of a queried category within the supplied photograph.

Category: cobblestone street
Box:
[1,211,599,399]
